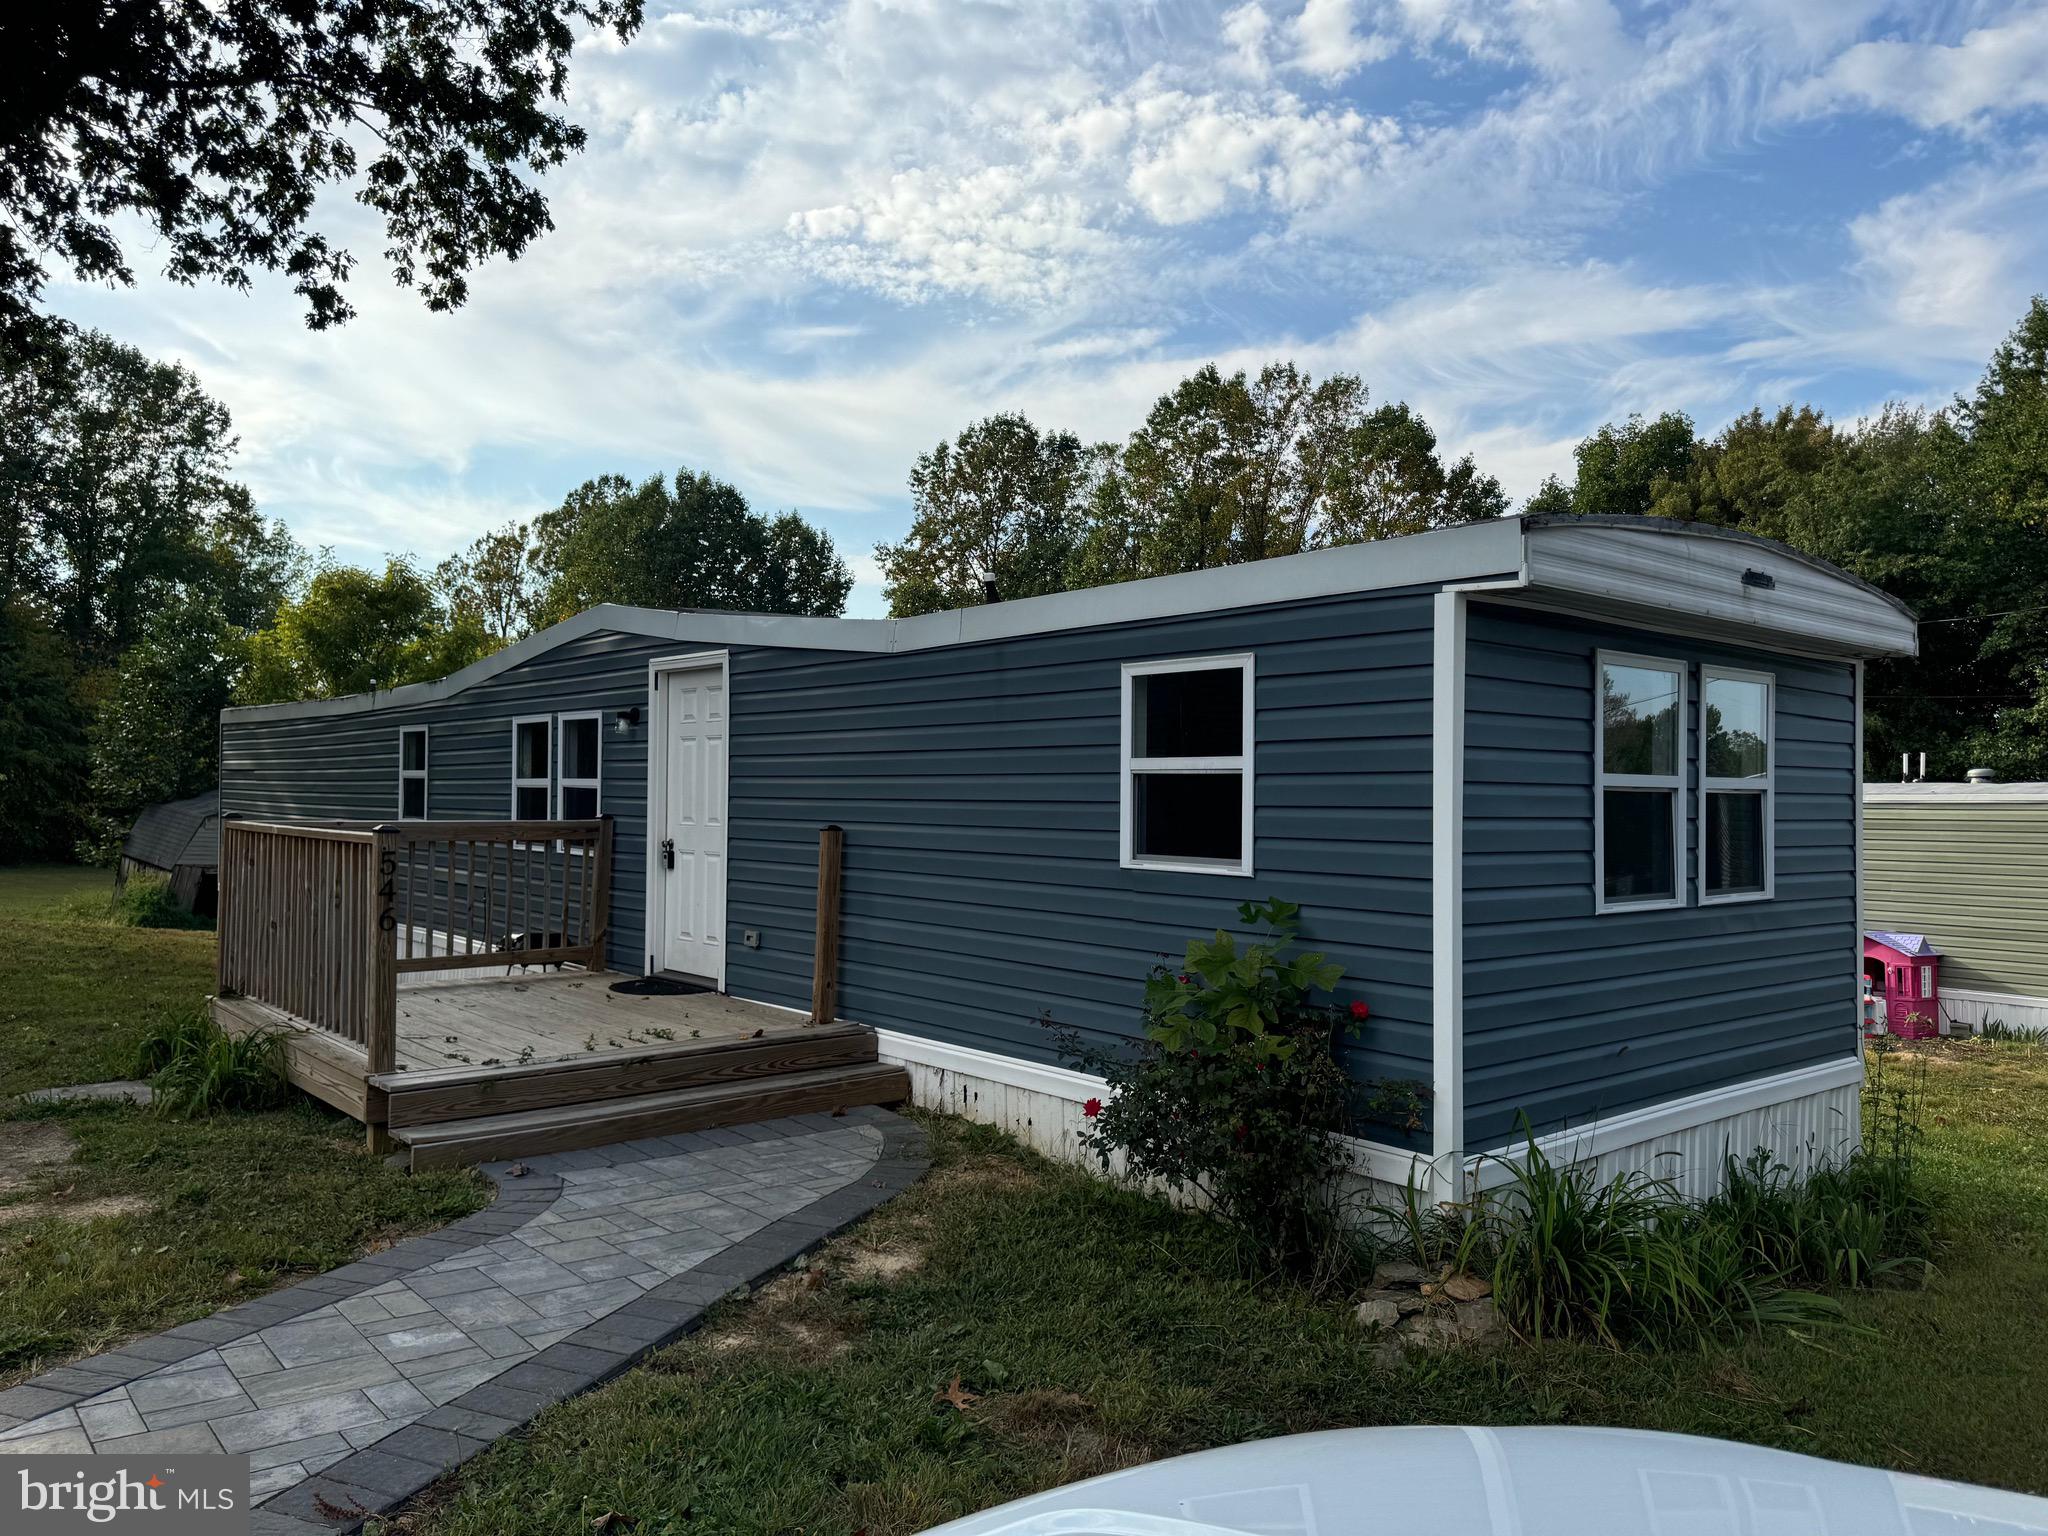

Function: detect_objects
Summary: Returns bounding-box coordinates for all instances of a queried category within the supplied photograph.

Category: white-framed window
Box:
[399,726,429,819]
[1120,653,1255,877]
[1700,665,1774,904]
[511,716,553,823]
[1594,651,1686,913]
[557,712,602,840]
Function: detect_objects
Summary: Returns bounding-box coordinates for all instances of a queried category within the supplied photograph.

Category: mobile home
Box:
[215,513,1916,1194]
[1864,780,2048,1036]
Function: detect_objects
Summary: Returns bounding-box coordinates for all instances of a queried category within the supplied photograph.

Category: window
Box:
[399,727,428,819]
[511,717,552,821]
[1595,653,1685,912]
[557,712,601,829]
[1120,655,1254,875]
[1701,666,1773,903]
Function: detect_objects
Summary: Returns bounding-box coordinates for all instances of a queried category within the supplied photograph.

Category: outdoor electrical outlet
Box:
[743,929,761,949]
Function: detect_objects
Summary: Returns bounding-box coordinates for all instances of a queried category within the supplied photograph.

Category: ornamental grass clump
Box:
[1054,898,1406,1276]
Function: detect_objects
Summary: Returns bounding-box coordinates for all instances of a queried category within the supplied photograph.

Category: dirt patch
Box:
[982,1388,1151,1483]
[696,1271,855,1364]
[925,1156,1043,1199]
[0,1122,78,1195]
[840,1239,925,1283]
[0,1195,152,1229]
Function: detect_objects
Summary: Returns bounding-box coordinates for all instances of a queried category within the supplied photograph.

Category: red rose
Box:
[1349,1001,1371,1022]
[1083,1097,1103,1118]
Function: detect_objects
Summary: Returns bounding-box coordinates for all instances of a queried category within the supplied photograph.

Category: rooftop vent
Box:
[1741,568,1776,589]
[1966,767,1998,785]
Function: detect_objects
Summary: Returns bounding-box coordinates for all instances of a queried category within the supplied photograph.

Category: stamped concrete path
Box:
[0,1107,927,1534]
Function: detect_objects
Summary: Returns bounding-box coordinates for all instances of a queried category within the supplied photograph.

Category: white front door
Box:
[659,667,727,980]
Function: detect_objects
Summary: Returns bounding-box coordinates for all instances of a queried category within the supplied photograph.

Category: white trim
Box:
[1593,650,1688,915]
[1697,664,1776,905]
[1466,1055,1865,1188]
[644,650,732,989]
[224,517,1529,724]
[555,710,603,848]
[1429,591,1467,1201]
[1853,661,1866,1064]
[1118,653,1256,877]
[872,1025,1431,1187]
[398,725,429,819]
[875,1027,1110,1103]
[509,716,552,836]
[1864,782,2048,803]
[220,516,1915,728]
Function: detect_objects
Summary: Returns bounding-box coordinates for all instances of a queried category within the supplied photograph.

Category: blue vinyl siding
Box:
[221,630,740,973]
[1461,603,1859,1149]
[723,590,1438,1110]
[221,592,1441,1117]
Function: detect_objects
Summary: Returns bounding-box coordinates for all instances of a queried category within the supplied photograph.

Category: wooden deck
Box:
[389,973,812,1074]
[211,816,894,1164]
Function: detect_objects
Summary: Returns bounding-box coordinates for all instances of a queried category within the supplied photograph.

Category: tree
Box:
[238,558,498,703]
[530,470,853,625]
[877,415,1097,617]
[0,0,644,339]
[1566,411,1698,519]
[436,521,537,639]
[0,601,88,861]
[82,591,243,861]
[2,327,273,665]
[1069,363,1504,589]
[1318,401,1510,543]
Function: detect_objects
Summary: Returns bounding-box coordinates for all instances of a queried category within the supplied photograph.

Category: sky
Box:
[50,0,2048,619]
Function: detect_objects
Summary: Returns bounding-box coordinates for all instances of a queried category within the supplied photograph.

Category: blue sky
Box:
[51,0,2048,618]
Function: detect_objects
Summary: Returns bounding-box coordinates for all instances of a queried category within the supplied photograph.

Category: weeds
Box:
[1373,1060,1935,1350]
[111,872,211,930]
[132,1006,289,1117]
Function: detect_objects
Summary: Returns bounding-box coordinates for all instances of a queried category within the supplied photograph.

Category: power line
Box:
[1917,604,2048,626]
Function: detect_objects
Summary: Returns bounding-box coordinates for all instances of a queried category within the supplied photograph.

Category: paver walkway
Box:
[0,1107,927,1533]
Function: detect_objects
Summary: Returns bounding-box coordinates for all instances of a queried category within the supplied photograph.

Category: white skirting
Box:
[1466,1057,1865,1202]
[1939,988,2048,1037]
[876,1029,1865,1208]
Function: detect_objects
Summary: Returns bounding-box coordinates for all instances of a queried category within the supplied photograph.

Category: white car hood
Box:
[919,1426,2048,1536]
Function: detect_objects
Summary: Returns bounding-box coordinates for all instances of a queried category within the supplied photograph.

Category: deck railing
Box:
[218,816,614,1077]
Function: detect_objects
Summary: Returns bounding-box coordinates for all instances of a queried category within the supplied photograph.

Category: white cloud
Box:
[43,0,2048,618]
[1289,0,1395,81]
[1775,16,2048,132]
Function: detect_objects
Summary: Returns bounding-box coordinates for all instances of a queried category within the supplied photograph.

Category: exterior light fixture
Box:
[613,706,641,736]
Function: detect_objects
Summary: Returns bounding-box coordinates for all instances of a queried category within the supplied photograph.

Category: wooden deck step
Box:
[388,1062,911,1170]
[371,1024,878,1129]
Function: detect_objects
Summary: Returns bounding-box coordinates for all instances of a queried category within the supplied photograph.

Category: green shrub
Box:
[133,1005,289,1117]
[112,871,211,930]
[1054,898,1402,1275]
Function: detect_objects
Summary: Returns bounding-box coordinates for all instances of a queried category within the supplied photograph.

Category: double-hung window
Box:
[1120,654,1254,876]
[1701,666,1773,902]
[399,727,428,818]
[512,717,553,821]
[1595,652,1685,912]
[557,712,602,827]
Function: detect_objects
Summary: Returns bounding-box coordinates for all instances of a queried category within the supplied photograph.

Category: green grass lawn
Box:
[400,1041,2048,1536]
[0,864,489,1386]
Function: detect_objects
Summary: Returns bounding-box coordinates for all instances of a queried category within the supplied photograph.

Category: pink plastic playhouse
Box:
[1863,931,1943,1039]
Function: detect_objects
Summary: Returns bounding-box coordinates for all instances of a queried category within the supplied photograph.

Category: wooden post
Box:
[810,825,844,1025]
[216,818,237,997]
[589,816,614,973]
[365,826,400,1154]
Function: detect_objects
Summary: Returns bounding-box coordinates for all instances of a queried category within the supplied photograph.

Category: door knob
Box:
[661,838,675,869]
